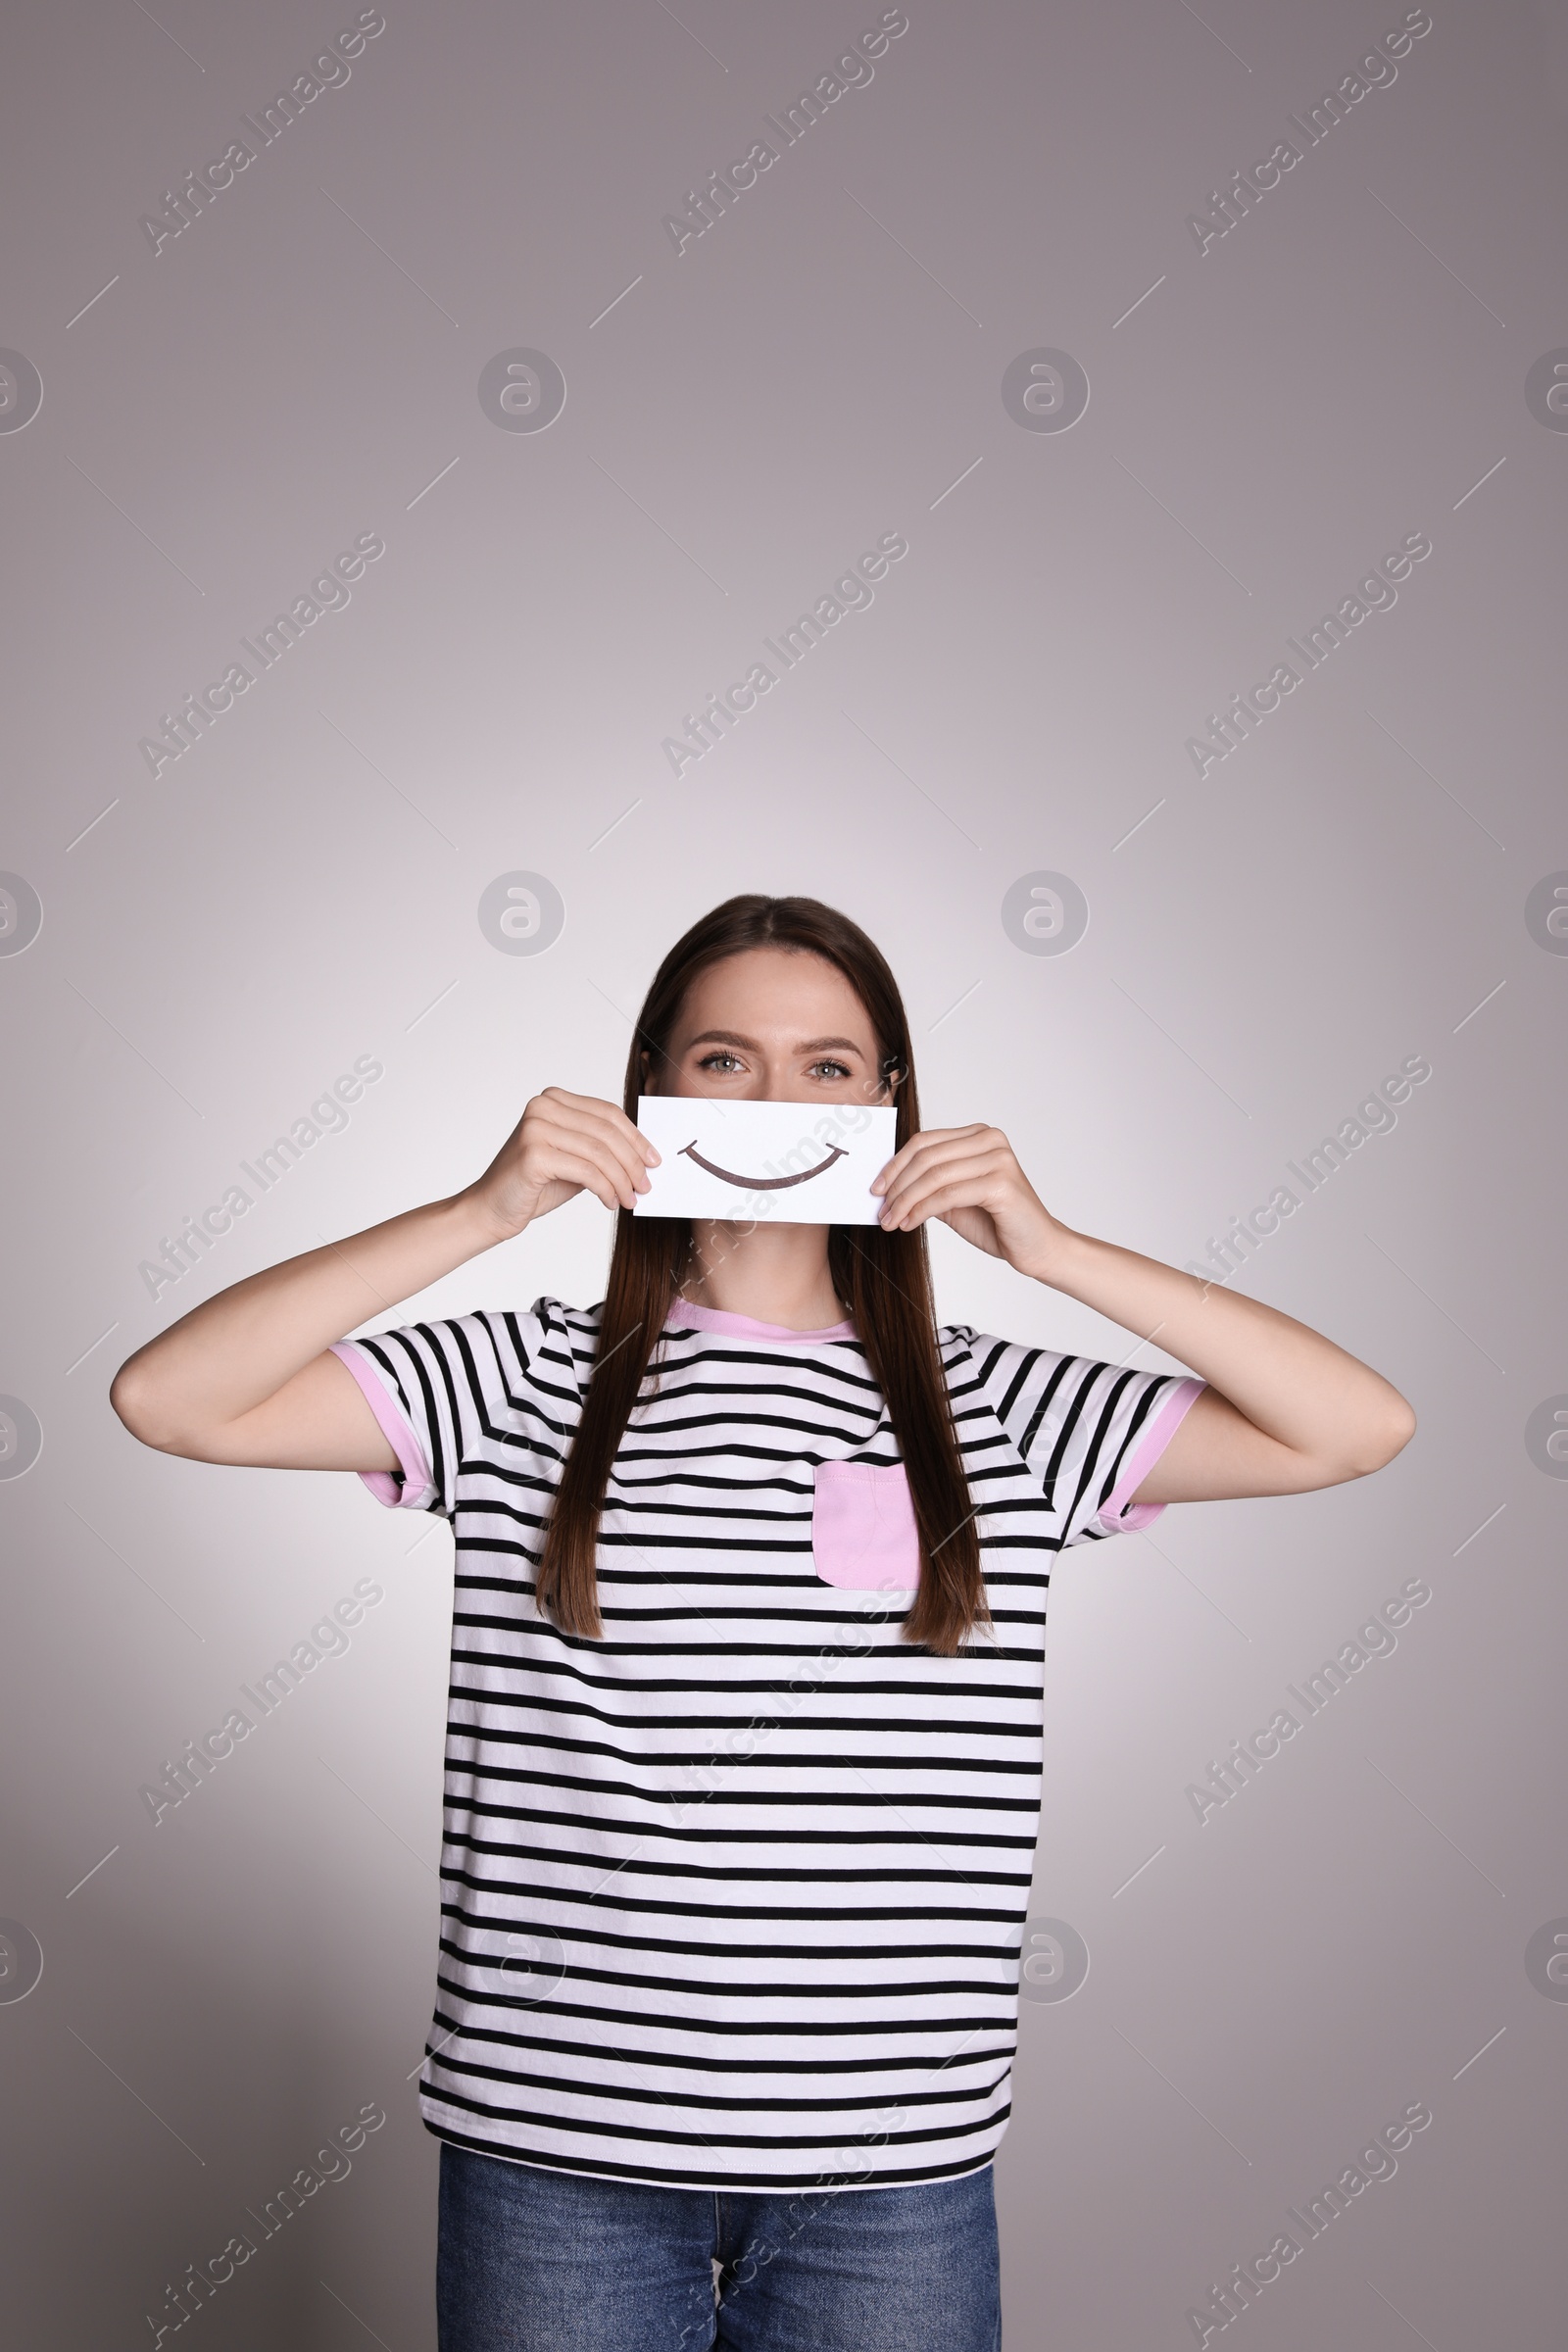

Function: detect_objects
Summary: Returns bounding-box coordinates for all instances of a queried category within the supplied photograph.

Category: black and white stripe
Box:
[337,1301,1190,2190]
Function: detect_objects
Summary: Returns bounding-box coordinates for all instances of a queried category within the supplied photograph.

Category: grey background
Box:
[2,0,1564,2342]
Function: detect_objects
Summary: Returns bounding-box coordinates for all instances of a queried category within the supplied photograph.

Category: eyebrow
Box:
[685,1029,868,1056]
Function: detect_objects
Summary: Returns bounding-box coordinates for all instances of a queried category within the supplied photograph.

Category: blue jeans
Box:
[436,2143,1002,2352]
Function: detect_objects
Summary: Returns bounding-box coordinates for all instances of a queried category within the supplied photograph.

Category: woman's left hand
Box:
[873,1126,1418,1503]
[872,1125,1063,1276]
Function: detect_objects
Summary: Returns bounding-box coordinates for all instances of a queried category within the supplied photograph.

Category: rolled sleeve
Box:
[327,1306,567,1524]
[1092,1375,1205,1535]
[967,1331,1207,1549]
[329,1339,438,1511]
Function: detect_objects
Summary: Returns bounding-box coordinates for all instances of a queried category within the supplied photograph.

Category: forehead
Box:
[673,948,875,1041]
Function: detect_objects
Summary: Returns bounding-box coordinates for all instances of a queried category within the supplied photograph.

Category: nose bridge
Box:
[743,1040,800,1101]
[748,1047,783,1097]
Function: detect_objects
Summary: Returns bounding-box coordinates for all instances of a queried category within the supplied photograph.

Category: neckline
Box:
[665,1298,857,1344]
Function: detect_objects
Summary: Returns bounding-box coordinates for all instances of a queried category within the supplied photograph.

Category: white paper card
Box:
[632,1097,897,1225]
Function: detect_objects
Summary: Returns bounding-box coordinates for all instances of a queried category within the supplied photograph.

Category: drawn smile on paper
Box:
[678,1141,848,1191]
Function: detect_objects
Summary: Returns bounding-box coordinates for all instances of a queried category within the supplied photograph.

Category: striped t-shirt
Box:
[330,1297,1201,2192]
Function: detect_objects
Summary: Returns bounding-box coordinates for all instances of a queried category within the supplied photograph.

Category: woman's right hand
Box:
[466,1089,660,1240]
[112,1091,660,1470]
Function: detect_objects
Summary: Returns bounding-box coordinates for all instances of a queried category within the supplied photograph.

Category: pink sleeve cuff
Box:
[329,1341,437,1512]
[1096,1377,1205,1534]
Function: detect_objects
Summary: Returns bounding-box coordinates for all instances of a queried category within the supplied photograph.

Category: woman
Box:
[111,894,1414,2352]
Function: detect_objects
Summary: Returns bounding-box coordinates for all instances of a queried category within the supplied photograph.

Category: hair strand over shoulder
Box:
[534,896,986,1655]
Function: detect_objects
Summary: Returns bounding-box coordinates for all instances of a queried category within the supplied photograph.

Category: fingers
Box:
[877,1143,1015,1232]
[882,1177,990,1231]
[870,1124,996,1197]
[528,1091,659,1206]
[874,1129,1010,1212]
[522,1121,640,1213]
[537,1149,627,1216]
[538,1088,661,1171]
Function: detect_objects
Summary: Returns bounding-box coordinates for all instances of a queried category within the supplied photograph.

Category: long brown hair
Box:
[534,895,985,1653]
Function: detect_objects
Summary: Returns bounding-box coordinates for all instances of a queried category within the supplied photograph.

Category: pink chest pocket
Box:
[811,1461,921,1592]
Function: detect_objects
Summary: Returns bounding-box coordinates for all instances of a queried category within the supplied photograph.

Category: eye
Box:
[698,1051,744,1074]
[808,1058,852,1081]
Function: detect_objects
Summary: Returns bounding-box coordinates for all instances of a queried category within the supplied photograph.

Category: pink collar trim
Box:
[665,1298,857,1344]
